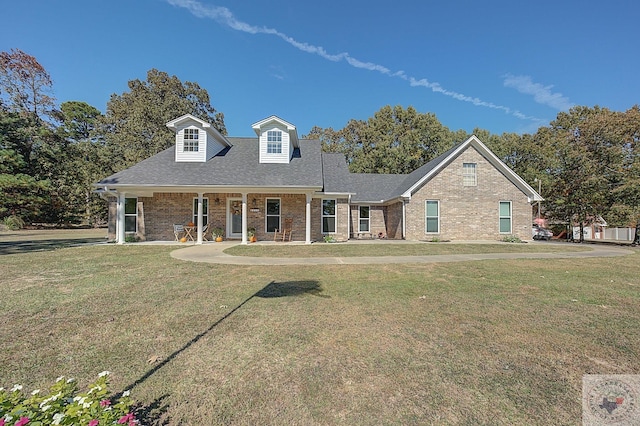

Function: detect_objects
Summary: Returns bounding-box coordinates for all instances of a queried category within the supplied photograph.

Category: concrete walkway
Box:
[170,241,635,265]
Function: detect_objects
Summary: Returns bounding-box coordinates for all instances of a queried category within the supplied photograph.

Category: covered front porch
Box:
[108,190,320,245]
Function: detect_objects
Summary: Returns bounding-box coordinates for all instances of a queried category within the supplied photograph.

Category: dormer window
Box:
[183,128,199,152]
[267,130,282,154]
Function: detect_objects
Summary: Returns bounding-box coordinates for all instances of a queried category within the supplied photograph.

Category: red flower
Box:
[15,418,30,426]
[88,420,99,426]
[0,418,5,426]
[117,413,135,424]
[100,399,111,407]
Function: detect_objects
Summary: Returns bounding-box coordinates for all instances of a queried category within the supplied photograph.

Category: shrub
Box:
[2,215,25,231]
[0,372,137,426]
[501,234,523,243]
[323,235,336,243]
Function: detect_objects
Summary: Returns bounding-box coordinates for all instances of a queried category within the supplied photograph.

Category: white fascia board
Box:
[316,191,355,198]
[99,184,323,195]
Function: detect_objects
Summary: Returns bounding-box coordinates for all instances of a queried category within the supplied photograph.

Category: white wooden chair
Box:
[202,223,210,241]
[173,224,185,241]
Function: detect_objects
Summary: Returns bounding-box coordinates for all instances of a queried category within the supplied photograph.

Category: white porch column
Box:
[196,193,204,244]
[241,193,248,245]
[305,193,312,244]
[402,200,406,240]
[117,192,126,245]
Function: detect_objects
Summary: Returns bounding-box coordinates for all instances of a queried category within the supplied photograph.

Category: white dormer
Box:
[251,116,299,164]
[166,114,231,162]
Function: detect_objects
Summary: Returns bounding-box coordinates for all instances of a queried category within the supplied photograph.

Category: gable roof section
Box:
[252,115,299,148]
[321,153,354,195]
[349,174,407,203]
[399,135,543,202]
[97,137,323,191]
[166,113,231,148]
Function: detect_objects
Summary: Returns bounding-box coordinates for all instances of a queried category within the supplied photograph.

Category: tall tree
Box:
[42,101,109,225]
[102,69,226,169]
[307,105,461,174]
[606,106,640,243]
[0,107,49,221]
[0,48,55,122]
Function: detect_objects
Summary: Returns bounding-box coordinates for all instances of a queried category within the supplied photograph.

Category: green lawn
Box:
[0,232,638,424]
[224,241,591,257]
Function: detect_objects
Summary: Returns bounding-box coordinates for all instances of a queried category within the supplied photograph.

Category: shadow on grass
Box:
[117,280,328,401]
[0,238,106,255]
[133,394,170,426]
[255,280,331,298]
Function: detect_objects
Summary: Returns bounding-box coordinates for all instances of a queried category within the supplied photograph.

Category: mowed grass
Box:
[0,232,638,424]
[224,241,591,257]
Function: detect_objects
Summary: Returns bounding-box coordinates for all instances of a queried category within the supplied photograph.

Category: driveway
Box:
[170,241,635,265]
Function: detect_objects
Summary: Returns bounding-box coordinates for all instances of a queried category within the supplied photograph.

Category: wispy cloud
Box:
[503,74,573,111]
[166,0,546,123]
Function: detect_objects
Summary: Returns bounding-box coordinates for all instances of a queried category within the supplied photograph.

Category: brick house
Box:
[96,114,542,244]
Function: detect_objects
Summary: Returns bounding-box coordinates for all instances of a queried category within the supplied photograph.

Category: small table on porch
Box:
[184,226,196,241]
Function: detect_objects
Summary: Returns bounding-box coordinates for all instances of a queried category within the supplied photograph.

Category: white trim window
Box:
[499,201,512,233]
[322,199,336,234]
[266,198,281,232]
[124,197,137,233]
[183,128,199,152]
[193,197,209,226]
[358,206,370,232]
[463,162,477,186]
[425,200,439,233]
[267,130,282,154]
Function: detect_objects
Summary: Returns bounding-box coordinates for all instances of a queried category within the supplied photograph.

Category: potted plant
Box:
[212,227,224,242]
[247,227,257,243]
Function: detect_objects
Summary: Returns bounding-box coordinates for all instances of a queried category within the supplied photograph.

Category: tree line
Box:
[1,48,638,243]
[306,104,640,243]
[0,49,225,227]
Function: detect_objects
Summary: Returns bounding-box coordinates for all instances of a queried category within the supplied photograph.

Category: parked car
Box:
[532,224,553,240]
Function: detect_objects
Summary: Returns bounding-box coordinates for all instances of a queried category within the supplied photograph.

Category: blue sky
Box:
[1,0,638,137]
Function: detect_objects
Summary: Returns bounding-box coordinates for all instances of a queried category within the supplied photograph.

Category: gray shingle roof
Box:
[98,138,324,188]
[97,134,537,204]
[321,153,354,194]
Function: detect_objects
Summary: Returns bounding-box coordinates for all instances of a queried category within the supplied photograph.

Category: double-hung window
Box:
[124,197,137,233]
[267,130,282,154]
[193,198,209,226]
[463,163,477,186]
[425,200,439,233]
[183,128,199,152]
[266,198,281,232]
[358,206,370,232]
[499,201,512,233]
[322,199,336,233]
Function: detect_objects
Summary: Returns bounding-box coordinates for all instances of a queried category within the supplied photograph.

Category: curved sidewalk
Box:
[170,242,635,265]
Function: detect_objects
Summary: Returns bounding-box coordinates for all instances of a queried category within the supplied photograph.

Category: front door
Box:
[227,198,243,238]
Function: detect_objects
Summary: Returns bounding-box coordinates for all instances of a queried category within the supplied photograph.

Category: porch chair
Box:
[173,224,185,241]
[274,217,294,242]
[202,223,210,241]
